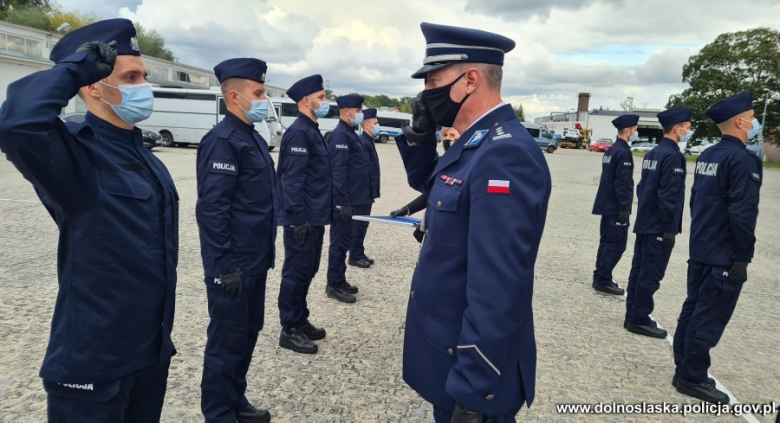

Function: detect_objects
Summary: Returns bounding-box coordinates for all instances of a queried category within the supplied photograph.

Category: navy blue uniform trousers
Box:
[594,215,629,286]
[328,206,366,288]
[201,272,267,423]
[433,405,521,422]
[45,358,171,423]
[673,260,744,384]
[625,234,673,326]
[278,226,325,330]
[349,203,373,261]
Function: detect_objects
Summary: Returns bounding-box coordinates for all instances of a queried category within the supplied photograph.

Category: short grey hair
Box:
[452,63,503,89]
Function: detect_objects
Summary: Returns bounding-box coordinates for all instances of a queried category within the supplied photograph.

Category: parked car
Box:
[630,142,656,152]
[60,112,161,150]
[536,139,557,154]
[686,140,717,156]
[590,138,613,152]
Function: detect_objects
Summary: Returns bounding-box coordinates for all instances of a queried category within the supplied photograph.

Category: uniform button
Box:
[485,394,494,401]
[447,348,454,356]
[410,291,415,299]
[436,200,442,208]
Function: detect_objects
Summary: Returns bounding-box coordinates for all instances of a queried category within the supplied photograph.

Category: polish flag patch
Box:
[487,179,510,194]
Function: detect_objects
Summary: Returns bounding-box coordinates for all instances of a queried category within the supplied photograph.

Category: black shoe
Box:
[348,258,371,268]
[343,281,358,294]
[362,255,375,265]
[279,328,318,354]
[236,404,271,423]
[593,282,624,295]
[672,373,715,388]
[626,323,667,338]
[326,286,357,303]
[299,320,326,341]
[676,376,729,404]
[624,318,658,329]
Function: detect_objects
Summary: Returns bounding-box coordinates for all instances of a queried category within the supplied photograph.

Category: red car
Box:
[590,138,614,152]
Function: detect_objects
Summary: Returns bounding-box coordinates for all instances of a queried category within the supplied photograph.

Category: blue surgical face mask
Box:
[308,97,330,118]
[678,126,693,143]
[350,113,364,126]
[237,92,268,123]
[629,131,639,142]
[743,118,760,139]
[372,124,381,135]
[100,81,154,126]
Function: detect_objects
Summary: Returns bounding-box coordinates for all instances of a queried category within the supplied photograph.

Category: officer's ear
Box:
[82,83,103,100]
[464,68,480,94]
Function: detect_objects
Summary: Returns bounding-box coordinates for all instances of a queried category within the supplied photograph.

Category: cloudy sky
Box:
[58,0,780,118]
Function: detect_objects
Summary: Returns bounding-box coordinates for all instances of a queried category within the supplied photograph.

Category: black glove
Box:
[292,222,310,246]
[401,92,437,144]
[218,269,243,296]
[77,40,117,81]
[451,403,482,423]
[727,261,748,282]
[337,205,353,223]
[390,207,409,218]
[662,232,676,249]
[413,226,425,244]
[617,210,630,225]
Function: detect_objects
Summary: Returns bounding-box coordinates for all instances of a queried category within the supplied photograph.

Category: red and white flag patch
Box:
[487,179,510,194]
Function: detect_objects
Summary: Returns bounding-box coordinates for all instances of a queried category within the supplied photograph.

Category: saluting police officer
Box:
[0,19,178,421]
[396,23,551,422]
[349,107,382,267]
[624,108,691,339]
[196,58,274,423]
[672,92,762,404]
[325,95,369,303]
[592,114,639,295]
[276,75,332,354]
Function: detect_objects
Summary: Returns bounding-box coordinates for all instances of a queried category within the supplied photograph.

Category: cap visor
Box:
[411,62,453,79]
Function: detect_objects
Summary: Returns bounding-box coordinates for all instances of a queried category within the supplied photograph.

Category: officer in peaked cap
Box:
[0,19,178,421]
[395,22,551,422]
[672,92,762,404]
[624,108,692,339]
[351,107,381,265]
[591,114,639,295]
[325,94,369,303]
[276,75,332,355]
[196,58,275,423]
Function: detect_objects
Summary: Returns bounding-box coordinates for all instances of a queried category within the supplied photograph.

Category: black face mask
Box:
[421,72,471,127]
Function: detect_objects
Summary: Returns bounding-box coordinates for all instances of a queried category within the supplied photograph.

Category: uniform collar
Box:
[614,137,629,147]
[465,102,506,133]
[337,119,355,131]
[85,112,142,145]
[721,135,746,148]
[224,110,254,133]
[360,132,373,141]
[297,112,320,129]
[661,137,680,151]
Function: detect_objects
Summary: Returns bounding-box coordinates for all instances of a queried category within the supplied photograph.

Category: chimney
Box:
[577,92,591,113]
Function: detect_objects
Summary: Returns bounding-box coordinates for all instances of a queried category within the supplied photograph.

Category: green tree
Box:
[3,5,51,29]
[0,0,50,16]
[514,104,525,121]
[324,88,335,100]
[135,22,175,61]
[49,6,98,32]
[667,27,780,145]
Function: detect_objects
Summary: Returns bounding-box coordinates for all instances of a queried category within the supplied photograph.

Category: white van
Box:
[145,87,281,150]
[271,96,341,140]
[373,111,411,143]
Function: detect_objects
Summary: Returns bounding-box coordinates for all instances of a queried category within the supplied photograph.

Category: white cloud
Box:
[58,0,780,117]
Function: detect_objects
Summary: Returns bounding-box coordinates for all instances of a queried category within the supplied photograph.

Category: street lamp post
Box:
[758,89,773,161]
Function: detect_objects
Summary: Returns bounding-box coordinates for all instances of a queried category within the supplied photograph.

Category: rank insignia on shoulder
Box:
[439,174,464,186]
[464,129,489,148]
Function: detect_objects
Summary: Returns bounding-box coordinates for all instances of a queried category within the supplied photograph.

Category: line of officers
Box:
[0,19,389,423]
[590,93,763,405]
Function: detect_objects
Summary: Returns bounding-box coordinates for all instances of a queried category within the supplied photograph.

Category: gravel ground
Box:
[0,144,778,423]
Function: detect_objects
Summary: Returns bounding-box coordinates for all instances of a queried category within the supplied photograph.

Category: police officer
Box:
[276,75,332,354]
[0,19,178,421]
[196,58,274,423]
[624,108,691,339]
[396,22,551,422]
[592,114,639,295]
[672,92,762,404]
[349,108,382,267]
[325,95,369,303]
